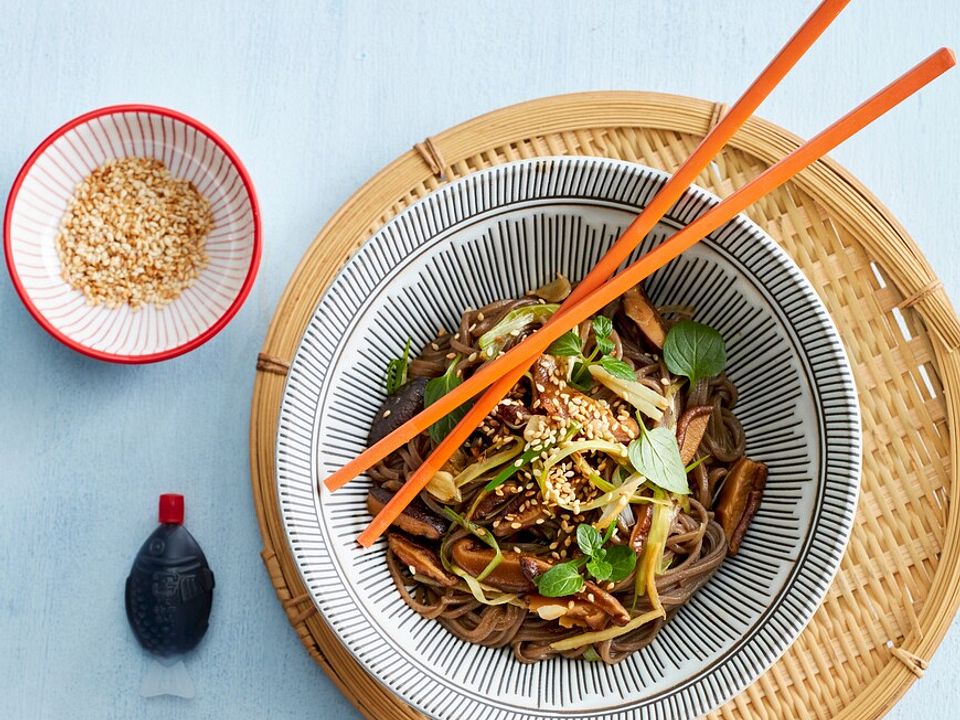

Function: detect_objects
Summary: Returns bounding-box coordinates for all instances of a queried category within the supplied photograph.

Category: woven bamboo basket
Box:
[250,91,960,720]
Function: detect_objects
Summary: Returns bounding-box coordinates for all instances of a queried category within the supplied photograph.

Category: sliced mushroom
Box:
[714,457,768,555]
[519,556,630,626]
[387,533,458,587]
[528,273,572,302]
[676,406,713,465]
[368,377,429,445]
[493,502,551,537]
[367,486,447,540]
[629,504,653,554]
[492,398,532,429]
[623,285,667,350]
[471,480,522,521]
[526,594,608,630]
[450,539,533,593]
[532,356,639,442]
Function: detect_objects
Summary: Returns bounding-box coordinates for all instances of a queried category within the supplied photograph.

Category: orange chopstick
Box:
[353,48,955,547]
[325,0,851,497]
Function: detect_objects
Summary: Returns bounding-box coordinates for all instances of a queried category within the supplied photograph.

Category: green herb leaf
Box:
[569,361,594,391]
[628,425,690,495]
[586,557,613,581]
[599,356,635,381]
[423,359,471,443]
[576,524,604,557]
[535,562,585,597]
[605,545,638,581]
[663,320,726,386]
[595,335,615,356]
[546,330,582,357]
[384,337,412,394]
[592,315,613,341]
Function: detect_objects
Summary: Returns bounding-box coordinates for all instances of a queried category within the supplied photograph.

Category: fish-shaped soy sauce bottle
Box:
[125,494,215,698]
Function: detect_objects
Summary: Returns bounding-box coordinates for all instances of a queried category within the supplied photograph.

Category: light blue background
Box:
[1,1,957,718]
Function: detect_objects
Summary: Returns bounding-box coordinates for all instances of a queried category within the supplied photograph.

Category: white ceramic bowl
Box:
[277,157,861,719]
[4,104,261,363]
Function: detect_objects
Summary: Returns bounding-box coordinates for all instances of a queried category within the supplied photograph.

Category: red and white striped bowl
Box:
[3,104,261,363]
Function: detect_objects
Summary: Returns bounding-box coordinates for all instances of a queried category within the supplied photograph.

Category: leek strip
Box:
[588,365,667,421]
[442,508,502,582]
[549,609,665,651]
[453,438,523,488]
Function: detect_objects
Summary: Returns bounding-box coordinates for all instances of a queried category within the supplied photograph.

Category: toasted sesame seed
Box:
[511,522,522,529]
[408,564,417,575]
[55,157,212,309]
[587,593,596,603]
[431,342,440,350]
[382,409,392,418]
[445,352,456,360]
[477,311,485,321]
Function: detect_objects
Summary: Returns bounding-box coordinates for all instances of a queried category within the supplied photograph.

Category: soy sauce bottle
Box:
[125,494,215,657]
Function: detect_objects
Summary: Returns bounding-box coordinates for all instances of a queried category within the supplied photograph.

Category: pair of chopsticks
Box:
[325,0,954,548]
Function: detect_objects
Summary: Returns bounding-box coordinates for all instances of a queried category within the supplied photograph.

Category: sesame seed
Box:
[587,593,596,603]
[382,409,391,418]
[511,522,522,529]
[477,311,485,321]
[408,564,417,575]
[431,342,440,351]
[445,352,456,360]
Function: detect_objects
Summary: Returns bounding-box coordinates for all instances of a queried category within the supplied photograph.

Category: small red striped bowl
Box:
[3,104,261,363]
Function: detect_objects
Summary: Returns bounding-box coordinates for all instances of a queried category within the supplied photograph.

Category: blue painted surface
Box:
[0,1,957,718]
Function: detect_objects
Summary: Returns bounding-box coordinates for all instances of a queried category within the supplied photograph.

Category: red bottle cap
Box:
[159,494,185,525]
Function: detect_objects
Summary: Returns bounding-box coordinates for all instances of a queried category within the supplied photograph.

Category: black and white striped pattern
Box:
[275,158,861,720]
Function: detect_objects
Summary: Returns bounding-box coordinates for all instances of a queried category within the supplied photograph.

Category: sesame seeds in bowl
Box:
[3,105,261,363]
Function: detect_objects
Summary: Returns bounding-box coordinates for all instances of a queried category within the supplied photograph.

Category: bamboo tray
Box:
[250,91,960,720]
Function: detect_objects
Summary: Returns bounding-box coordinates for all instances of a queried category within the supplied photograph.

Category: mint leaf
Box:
[535,562,585,597]
[546,330,582,357]
[605,545,638,581]
[595,335,615,356]
[663,320,726,386]
[576,524,604,557]
[599,355,635,381]
[592,315,613,340]
[586,557,612,581]
[628,425,690,495]
[423,359,471,443]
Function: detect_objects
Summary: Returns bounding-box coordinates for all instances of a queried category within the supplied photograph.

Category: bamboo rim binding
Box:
[250,91,960,720]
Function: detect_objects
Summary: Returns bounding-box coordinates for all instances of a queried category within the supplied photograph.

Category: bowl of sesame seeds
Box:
[3,104,261,363]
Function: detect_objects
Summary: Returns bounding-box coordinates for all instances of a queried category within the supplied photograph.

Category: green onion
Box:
[441,507,502,582]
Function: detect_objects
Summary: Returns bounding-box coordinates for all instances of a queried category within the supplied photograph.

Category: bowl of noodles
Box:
[275,157,861,719]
